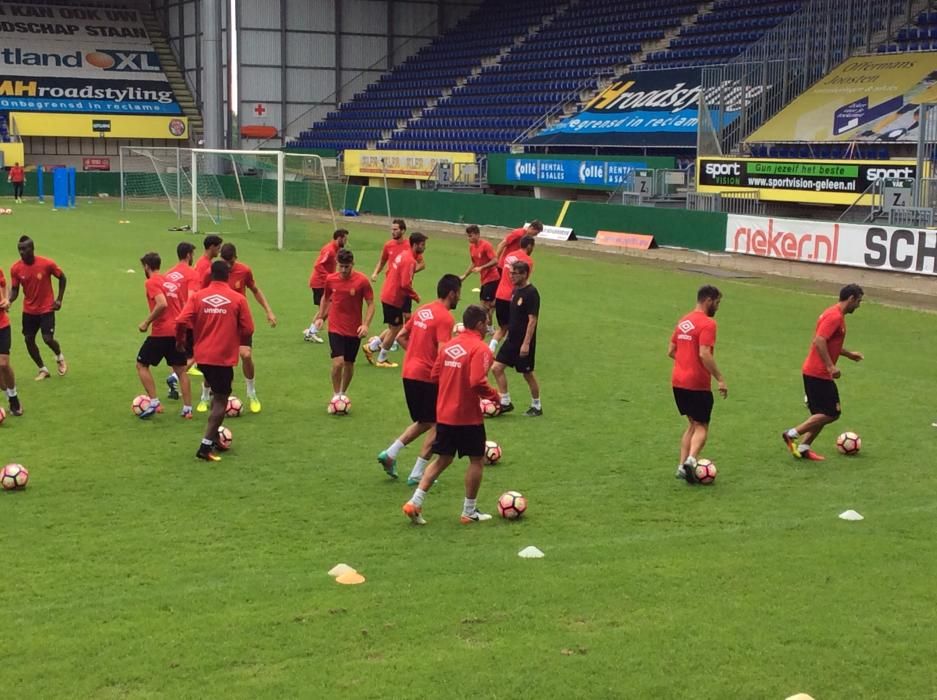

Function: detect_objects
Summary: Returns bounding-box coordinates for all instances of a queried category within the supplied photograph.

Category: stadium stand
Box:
[880,9,937,52]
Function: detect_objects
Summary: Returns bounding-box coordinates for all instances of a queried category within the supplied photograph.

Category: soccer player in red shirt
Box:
[0,267,23,416]
[782,284,864,461]
[312,249,375,401]
[490,235,535,352]
[371,219,409,281]
[200,243,277,414]
[376,274,462,483]
[164,241,200,398]
[9,236,67,380]
[175,260,254,462]
[494,220,542,265]
[8,162,25,203]
[304,229,348,344]
[192,234,223,291]
[460,224,499,322]
[364,232,428,368]
[669,285,728,483]
[135,252,193,418]
[402,304,501,526]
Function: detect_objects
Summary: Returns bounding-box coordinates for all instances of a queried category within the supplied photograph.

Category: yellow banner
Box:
[343,149,475,181]
[748,52,937,143]
[10,112,188,139]
[0,142,25,166]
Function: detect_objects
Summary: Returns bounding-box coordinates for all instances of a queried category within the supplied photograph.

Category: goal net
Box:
[120,146,342,249]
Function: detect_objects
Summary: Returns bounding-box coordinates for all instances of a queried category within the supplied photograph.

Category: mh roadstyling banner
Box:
[697,157,918,206]
[525,68,768,147]
[726,214,937,274]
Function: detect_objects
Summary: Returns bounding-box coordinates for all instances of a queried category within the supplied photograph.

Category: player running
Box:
[198,243,276,414]
[377,274,462,483]
[0,267,22,415]
[781,284,864,461]
[164,241,199,398]
[668,285,727,484]
[460,224,499,324]
[9,236,67,380]
[304,229,348,344]
[175,260,254,462]
[364,232,428,368]
[494,220,542,265]
[491,260,542,417]
[135,252,193,419]
[312,249,375,402]
[371,219,409,281]
[402,304,501,525]
[490,235,535,352]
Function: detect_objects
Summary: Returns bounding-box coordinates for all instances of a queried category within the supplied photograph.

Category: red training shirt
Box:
[495,250,534,302]
[0,270,9,330]
[175,281,254,366]
[192,254,214,290]
[498,227,526,264]
[379,237,409,274]
[309,241,340,289]
[164,261,198,303]
[470,239,500,285]
[144,273,184,337]
[9,165,25,183]
[401,300,454,383]
[802,304,846,380]
[202,261,256,297]
[670,310,717,391]
[323,271,373,337]
[431,330,500,425]
[10,256,63,315]
[380,248,419,307]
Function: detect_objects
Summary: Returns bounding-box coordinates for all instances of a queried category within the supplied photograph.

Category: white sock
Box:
[488,339,498,351]
[798,443,811,453]
[56,353,64,362]
[462,498,477,515]
[308,324,318,334]
[183,405,192,413]
[500,393,511,406]
[201,438,214,447]
[531,397,541,409]
[786,428,800,438]
[39,365,49,374]
[386,439,406,459]
[409,456,430,480]
[5,387,15,397]
[246,378,256,396]
[410,488,427,507]
[378,349,388,362]
[200,385,211,401]
[683,455,697,468]
[368,337,381,351]
[150,397,160,405]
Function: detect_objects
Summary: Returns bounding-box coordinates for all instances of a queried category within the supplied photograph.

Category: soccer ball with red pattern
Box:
[453,322,465,334]
[693,459,717,485]
[484,440,502,465]
[215,426,233,451]
[328,395,351,415]
[497,490,527,519]
[131,395,152,416]
[1,464,29,491]
[480,399,499,418]
[225,396,243,417]
[836,431,861,455]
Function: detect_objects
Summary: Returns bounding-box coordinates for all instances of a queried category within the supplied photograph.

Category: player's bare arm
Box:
[359,298,376,338]
[520,314,538,356]
[842,349,864,362]
[314,296,332,330]
[395,326,411,350]
[813,335,840,378]
[140,292,168,333]
[54,272,67,310]
[699,345,727,398]
[667,341,677,359]
[8,282,19,304]
[251,287,277,327]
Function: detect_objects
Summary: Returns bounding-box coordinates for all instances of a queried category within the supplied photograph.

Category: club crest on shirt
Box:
[37,273,44,280]
[516,297,523,306]
[350,288,356,296]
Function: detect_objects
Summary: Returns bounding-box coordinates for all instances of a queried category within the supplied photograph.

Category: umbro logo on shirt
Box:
[162,281,179,293]
[417,309,434,322]
[678,320,695,333]
[203,294,232,308]
[166,271,183,282]
[444,344,467,361]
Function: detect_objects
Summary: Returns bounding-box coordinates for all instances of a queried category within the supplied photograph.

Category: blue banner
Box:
[506,158,647,186]
[0,76,182,114]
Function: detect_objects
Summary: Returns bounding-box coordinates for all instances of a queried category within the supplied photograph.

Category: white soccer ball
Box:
[453,322,465,334]
[328,395,351,415]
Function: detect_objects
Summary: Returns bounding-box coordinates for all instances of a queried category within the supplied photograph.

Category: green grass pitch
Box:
[1,198,936,698]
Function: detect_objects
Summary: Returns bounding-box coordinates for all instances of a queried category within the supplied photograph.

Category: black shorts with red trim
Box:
[22,312,55,337]
[803,374,841,418]
[433,423,486,458]
[382,302,404,326]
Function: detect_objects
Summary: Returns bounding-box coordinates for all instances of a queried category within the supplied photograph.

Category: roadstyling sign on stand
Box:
[697,157,918,206]
[726,214,937,274]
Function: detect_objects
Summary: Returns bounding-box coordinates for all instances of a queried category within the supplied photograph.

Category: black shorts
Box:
[673,387,714,424]
[433,423,486,458]
[401,297,413,314]
[312,287,325,306]
[137,336,187,368]
[382,302,404,326]
[495,299,511,327]
[403,378,438,423]
[329,332,362,362]
[496,341,536,373]
[0,325,10,355]
[199,364,234,397]
[803,374,841,418]
[480,281,498,302]
[239,333,253,348]
[22,312,55,337]
[184,329,195,359]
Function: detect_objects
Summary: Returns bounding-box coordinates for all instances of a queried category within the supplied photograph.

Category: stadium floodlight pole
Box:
[277,150,285,250]
[119,146,125,210]
[380,157,392,222]
[191,149,198,233]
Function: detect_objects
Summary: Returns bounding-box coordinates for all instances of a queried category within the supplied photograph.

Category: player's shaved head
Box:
[210,259,230,281]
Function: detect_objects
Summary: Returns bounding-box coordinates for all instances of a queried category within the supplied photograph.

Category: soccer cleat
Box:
[181,408,193,420]
[249,396,262,414]
[406,477,421,486]
[303,329,324,344]
[8,395,23,416]
[800,449,826,461]
[138,402,158,419]
[782,432,800,458]
[376,360,399,369]
[56,358,68,376]
[196,400,209,413]
[187,366,203,377]
[678,458,699,484]
[34,368,51,381]
[390,341,400,352]
[523,406,543,417]
[377,451,398,479]
[166,374,180,400]
[460,510,493,524]
[362,343,376,365]
[402,501,426,525]
[196,446,222,462]
[499,402,515,414]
